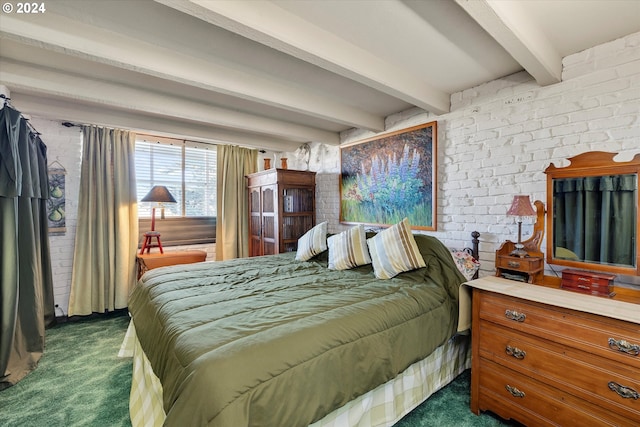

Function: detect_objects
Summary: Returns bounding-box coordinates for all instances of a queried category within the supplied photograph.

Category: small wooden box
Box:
[495,254,544,283]
[561,269,616,298]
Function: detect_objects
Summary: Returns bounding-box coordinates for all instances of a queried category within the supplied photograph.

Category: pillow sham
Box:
[295,222,328,261]
[367,218,426,279]
[327,224,371,270]
[449,249,480,280]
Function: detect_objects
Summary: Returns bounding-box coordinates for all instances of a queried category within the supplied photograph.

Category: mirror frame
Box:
[545,151,640,276]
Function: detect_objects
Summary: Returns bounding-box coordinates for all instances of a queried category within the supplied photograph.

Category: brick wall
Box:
[35,31,640,311]
[29,119,83,316]
[307,32,640,286]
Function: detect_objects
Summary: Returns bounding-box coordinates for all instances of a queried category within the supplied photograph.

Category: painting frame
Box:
[339,121,437,231]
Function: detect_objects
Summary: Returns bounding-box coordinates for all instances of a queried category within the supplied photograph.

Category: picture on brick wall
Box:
[47,163,66,234]
[340,121,437,231]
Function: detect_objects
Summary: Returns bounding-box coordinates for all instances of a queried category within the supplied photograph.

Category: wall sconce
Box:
[506,195,536,258]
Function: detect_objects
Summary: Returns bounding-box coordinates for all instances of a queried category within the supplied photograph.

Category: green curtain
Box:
[553,174,637,266]
[0,105,55,390]
[215,145,257,260]
[67,126,138,316]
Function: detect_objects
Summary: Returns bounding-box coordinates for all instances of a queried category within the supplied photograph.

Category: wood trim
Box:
[544,151,640,276]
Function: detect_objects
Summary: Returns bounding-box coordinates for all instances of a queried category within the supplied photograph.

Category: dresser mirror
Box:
[545,152,640,276]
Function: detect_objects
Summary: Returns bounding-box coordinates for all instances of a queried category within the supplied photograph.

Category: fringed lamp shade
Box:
[506,195,536,257]
[507,195,536,217]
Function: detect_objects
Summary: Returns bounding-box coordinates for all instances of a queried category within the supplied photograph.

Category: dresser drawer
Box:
[477,292,640,369]
[495,255,543,273]
[478,358,637,427]
[479,321,640,420]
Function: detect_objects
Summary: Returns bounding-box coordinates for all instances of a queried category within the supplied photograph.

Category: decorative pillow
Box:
[449,249,480,280]
[327,225,371,270]
[366,218,426,279]
[295,222,328,261]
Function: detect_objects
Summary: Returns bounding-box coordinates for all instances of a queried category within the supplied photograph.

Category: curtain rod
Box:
[1,94,42,136]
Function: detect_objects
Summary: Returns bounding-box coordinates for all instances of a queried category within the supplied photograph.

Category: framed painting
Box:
[340,121,437,231]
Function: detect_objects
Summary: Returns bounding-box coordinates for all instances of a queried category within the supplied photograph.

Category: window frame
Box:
[135,135,217,246]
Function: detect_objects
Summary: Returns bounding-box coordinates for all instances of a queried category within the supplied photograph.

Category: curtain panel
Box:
[216,145,257,260]
[68,126,138,316]
[553,175,637,266]
[0,105,55,390]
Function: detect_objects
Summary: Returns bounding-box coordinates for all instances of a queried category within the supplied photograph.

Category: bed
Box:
[122,228,480,427]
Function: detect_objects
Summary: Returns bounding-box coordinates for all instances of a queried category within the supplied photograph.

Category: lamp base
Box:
[509,243,529,258]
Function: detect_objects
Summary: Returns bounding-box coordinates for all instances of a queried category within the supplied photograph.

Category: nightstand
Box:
[136,250,207,279]
[495,253,543,283]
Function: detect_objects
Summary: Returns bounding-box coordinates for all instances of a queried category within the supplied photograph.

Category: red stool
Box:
[140,231,163,254]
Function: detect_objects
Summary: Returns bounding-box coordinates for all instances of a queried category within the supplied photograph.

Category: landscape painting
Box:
[340,122,437,231]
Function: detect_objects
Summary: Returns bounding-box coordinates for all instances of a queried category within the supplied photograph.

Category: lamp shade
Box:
[141,186,177,203]
[506,195,536,217]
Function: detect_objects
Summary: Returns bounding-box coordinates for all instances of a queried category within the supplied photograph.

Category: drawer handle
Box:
[608,381,639,400]
[507,261,520,268]
[577,277,591,282]
[505,385,525,398]
[505,310,526,322]
[608,338,640,356]
[577,284,591,290]
[506,345,526,359]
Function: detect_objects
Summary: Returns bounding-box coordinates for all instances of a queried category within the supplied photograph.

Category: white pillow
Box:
[295,222,328,261]
[367,218,426,279]
[327,225,372,270]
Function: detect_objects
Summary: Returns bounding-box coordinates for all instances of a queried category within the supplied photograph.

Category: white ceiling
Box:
[1,0,639,151]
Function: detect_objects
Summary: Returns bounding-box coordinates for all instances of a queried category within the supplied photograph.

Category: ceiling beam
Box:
[156,0,451,115]
[0,60,339,145]
[10,92,303,152]
[455,0,562,86]
[0,12,382,132]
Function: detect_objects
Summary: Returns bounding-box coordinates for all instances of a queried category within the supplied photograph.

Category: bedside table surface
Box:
[136,250,207,279]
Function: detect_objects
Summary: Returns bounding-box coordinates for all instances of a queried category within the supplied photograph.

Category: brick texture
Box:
[36,32,640,309]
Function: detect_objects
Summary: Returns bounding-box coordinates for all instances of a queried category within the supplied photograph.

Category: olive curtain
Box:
[68,126,138,316]
[0,105,55,390]
[553,174,637,266]
[215,145,257,260]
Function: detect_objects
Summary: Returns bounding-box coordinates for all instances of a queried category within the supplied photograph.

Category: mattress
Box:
[127,234,467,426]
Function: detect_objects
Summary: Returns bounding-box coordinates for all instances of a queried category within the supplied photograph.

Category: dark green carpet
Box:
[1,314,511,427]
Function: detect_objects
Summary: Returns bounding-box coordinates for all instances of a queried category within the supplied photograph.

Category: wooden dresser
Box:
[466,277,640,426]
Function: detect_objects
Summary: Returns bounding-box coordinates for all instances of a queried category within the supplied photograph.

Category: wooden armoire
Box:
[247,169,316,257]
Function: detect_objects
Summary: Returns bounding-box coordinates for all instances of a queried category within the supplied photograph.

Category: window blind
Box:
[135,136,217,218]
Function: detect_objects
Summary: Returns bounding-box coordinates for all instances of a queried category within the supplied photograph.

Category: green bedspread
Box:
[128,235,466,427]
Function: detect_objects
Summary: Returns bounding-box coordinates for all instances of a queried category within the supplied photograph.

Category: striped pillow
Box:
[367,218,426,279]
[327,225,372,270]
[295,222,328,261]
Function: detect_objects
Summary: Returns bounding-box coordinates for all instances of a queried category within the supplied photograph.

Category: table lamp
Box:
[506,195,536,258]
[141,185,176,231]
[140,186,176,254]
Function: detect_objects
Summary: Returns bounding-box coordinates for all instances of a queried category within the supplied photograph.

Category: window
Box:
[135,136,217,246]
[135,136,217,218]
